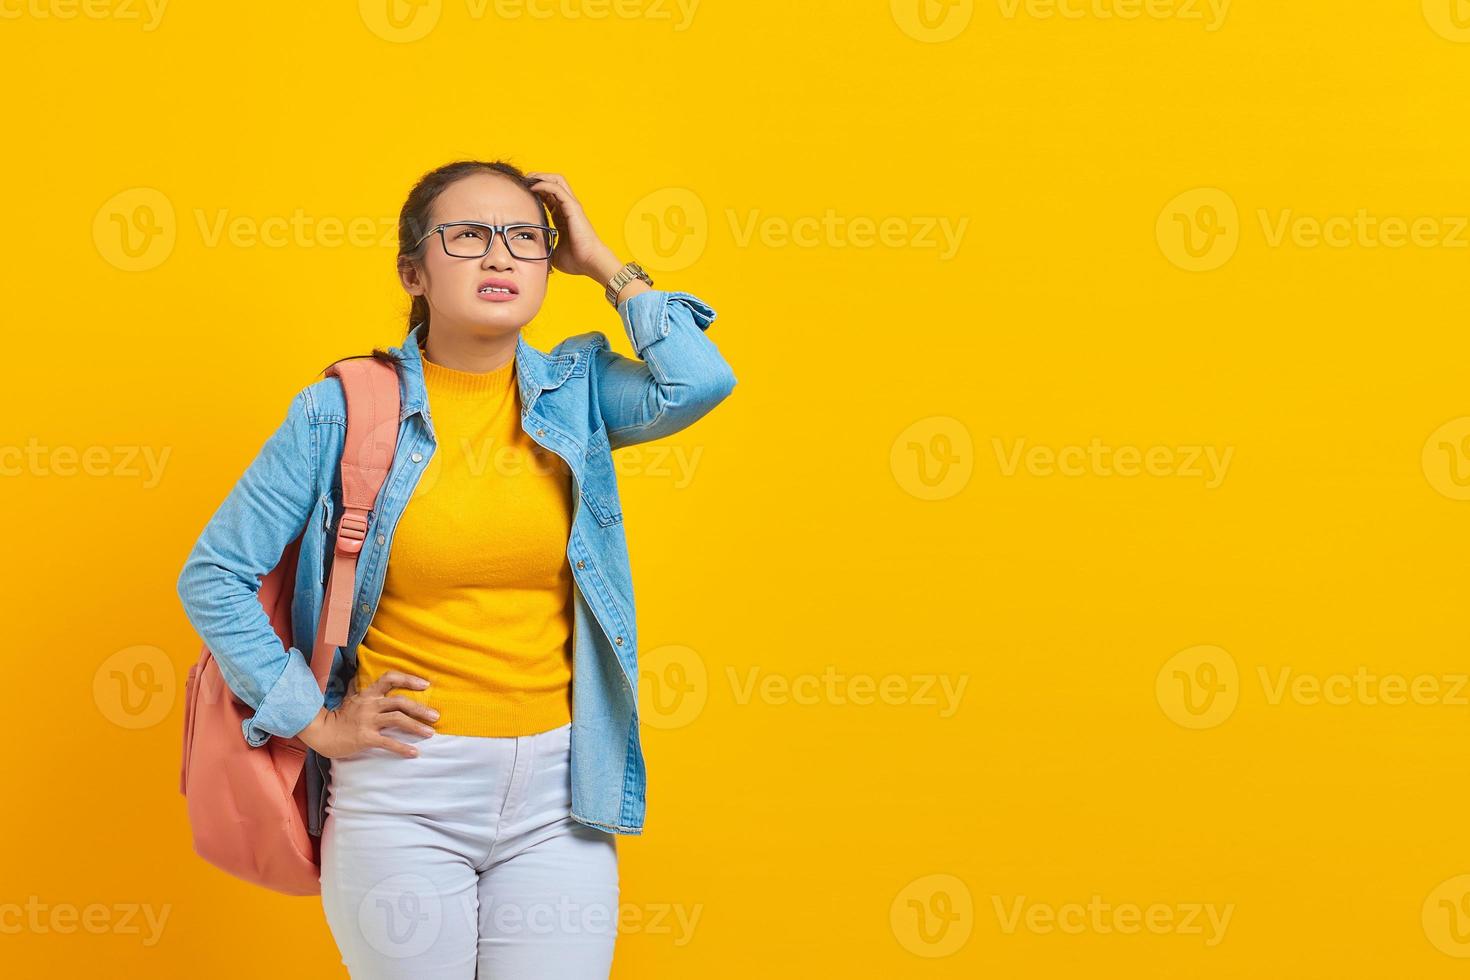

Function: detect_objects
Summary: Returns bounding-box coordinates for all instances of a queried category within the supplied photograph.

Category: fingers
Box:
[371,706,433,758]
[380,709,436,738]
[527,174,578,206]
[379,695,440,725]
[529,182,569,209]
[364,671,430,696]
[374,733,420,759]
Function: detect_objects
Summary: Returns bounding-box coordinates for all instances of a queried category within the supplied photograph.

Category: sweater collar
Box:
[385,322,578,421]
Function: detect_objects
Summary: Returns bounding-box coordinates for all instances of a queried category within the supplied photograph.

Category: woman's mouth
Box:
[477,278,518,302]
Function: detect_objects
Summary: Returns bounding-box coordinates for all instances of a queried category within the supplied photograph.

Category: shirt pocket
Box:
[580,428,624,527]
[318,493,335,586]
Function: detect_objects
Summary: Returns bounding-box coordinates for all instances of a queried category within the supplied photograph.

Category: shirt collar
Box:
[384,322,578,421]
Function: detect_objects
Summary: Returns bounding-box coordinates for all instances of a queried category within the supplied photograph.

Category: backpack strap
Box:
[314,357,401,675]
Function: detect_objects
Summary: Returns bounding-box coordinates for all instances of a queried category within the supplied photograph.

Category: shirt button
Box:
[614,636,624,646]
[535,428,545,437]
[359,602,370,613]
[411,452,423,463]
[376,534,386,545]
[576,560,585,569]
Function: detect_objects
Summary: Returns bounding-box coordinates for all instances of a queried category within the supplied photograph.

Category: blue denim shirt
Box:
[176,289,736,836]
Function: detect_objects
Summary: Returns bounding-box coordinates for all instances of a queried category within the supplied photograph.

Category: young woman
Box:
[175,159,736,978]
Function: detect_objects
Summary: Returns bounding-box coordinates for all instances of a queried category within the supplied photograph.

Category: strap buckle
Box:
[333,511,370,557]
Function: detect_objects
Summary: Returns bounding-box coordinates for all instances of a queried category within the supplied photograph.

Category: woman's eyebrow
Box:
[448,215,542,224]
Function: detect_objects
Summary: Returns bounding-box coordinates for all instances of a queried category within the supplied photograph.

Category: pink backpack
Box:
[178,355,401,896]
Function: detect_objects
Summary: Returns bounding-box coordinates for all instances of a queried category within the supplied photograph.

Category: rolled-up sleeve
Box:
[176,388,325,747]
[239,647,323,747]
[620,288,718,358]
[596,289,737,449]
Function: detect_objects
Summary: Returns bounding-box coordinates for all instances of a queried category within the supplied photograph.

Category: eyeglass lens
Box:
[439,223,553,259]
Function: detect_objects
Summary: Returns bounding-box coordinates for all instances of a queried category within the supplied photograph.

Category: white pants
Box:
[320,721,619,979]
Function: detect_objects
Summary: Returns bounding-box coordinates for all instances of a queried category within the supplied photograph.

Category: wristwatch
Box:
[604,261,654,307]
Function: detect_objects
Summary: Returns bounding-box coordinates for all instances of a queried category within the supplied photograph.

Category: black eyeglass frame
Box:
[411,221,559,260]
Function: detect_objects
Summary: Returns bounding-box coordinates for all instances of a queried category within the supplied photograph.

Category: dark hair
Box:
[319,159,554,378]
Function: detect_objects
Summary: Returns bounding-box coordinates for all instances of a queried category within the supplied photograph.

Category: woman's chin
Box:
[459,305,532,336]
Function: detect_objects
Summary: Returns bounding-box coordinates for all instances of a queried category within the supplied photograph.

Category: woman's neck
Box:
[420,328,517,374]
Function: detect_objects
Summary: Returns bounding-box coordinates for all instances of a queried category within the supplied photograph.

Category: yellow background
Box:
[5,0,1470,976]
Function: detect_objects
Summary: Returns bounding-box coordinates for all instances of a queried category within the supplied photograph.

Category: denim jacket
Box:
[176,289,736,836]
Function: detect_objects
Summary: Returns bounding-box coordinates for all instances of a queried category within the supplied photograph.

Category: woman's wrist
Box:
[585,250,653,305]
[296,707,330,749]
[584,248,626,285]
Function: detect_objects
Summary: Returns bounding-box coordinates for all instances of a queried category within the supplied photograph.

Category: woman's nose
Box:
[482,238,515,267]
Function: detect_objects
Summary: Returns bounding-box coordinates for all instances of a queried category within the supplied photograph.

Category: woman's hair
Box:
[319,159,554,377]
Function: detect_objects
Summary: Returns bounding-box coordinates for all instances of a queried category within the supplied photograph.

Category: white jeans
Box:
[320,721,619,979]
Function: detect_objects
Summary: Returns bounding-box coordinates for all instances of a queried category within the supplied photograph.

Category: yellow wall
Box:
[6,1,1470,976]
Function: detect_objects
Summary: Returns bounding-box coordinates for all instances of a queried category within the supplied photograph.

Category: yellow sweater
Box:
[353,343,575,736]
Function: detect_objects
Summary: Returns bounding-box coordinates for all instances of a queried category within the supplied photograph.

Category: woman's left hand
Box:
[525,172,618,280]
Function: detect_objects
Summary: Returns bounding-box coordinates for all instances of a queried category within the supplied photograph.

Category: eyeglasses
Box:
[412,221,558,260]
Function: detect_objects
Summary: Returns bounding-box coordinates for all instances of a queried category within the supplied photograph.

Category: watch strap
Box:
[605,261,653,306]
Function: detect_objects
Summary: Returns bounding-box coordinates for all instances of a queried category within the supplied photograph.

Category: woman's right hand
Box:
[298,671,439,759]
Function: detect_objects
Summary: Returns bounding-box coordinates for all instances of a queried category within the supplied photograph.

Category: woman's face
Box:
[399,171,552,340]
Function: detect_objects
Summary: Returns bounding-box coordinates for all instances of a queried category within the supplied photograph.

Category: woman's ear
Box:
[398,255,426,295]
